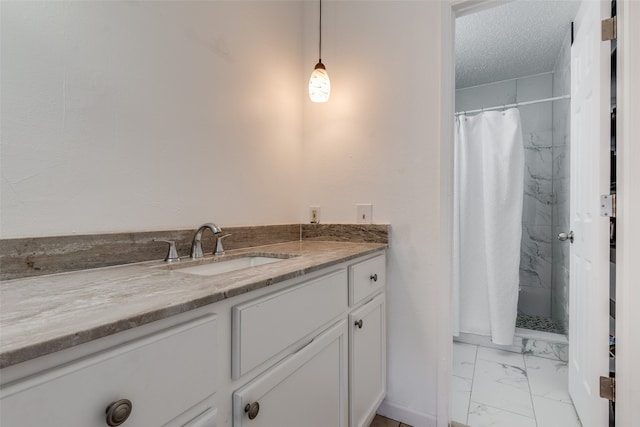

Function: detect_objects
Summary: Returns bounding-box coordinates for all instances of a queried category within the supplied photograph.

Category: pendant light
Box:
[308,0,330,103]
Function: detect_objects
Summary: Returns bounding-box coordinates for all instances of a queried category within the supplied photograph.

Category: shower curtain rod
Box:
[454,94,571,116]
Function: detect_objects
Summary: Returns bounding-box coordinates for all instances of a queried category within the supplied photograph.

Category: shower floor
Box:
[516,313,565,334]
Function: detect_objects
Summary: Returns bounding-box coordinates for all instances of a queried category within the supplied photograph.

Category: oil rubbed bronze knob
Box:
[355,319,363,329]
[370,274,378,282]
[245,402,260,420]
[105,399,132,426]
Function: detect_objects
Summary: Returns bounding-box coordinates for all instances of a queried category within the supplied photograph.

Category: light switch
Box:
[356,204,372,224]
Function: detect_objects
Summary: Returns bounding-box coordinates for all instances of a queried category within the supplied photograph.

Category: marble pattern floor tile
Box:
[524,354,571,404]
[453,341,478,379]
[523,338,568,362]
[531,396,582,427]
[468,402,537,427]
[452,375,472,424]
[476,346,525,368]
[452,342,583,427]
[471,358,534,418]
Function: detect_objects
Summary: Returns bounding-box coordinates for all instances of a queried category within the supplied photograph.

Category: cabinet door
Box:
[233,320,348,427]
[0,315,217,427]
[232,269,347,379]
[349,293,386,427]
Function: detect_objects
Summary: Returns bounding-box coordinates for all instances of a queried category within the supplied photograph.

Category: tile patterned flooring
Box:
[452,342,582,427]
[516,313,565,335]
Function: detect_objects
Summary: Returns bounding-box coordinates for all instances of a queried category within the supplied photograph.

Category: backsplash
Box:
[0,224,389,281]
[301,224,390,243]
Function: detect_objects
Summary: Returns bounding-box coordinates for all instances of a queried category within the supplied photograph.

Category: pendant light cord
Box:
[318,0,322,62]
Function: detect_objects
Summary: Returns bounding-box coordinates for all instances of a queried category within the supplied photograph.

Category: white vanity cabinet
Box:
[0,250,387,427]
[232,252,387,427]
[232,320,348,427]
[0,315,218,427]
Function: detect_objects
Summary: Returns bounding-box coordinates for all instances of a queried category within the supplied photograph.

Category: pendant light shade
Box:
[309,0,330,103]
[309,61,330,103]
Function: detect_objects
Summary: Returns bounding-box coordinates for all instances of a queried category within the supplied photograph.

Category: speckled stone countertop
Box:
[0,241,386,369]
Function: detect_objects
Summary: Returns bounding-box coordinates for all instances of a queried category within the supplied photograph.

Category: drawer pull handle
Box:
[370,274,378,282]
[105,399,132,426]
[355,319,363,329]
[245,402,260,420]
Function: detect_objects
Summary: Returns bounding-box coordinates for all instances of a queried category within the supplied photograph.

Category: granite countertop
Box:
[0,240,386,369]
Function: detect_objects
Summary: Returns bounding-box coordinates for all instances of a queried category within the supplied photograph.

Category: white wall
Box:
[301,1,444,424]
[0,1,303,238]
[2,1,447,423]
[2,1,638,425]
[615,0,640,424]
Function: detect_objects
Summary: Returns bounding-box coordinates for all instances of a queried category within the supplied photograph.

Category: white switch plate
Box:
[310,206,321,224]
[356,204,372,224]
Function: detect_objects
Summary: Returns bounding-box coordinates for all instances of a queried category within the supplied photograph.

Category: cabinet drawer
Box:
[232,269,347,379]
[349,254,386,306]
[0,315,217,427]
[233,320,348,427]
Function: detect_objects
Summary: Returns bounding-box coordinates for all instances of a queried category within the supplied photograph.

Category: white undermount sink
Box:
[172,255,285,276]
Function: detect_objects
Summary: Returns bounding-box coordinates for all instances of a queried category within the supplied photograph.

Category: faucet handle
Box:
[215,234,232,256]
[153,239,180,263]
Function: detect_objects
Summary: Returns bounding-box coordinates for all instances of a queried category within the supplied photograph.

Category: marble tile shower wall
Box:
[456,72,561,319]
[551,29,572,334]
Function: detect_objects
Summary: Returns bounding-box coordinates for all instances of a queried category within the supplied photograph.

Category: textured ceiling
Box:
[455,0,581,89]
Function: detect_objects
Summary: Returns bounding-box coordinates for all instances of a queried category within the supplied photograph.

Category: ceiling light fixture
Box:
[308,0,330,103]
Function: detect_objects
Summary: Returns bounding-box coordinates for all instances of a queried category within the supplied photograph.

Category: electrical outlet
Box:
[310,206,321,224]
[356,204,372,224]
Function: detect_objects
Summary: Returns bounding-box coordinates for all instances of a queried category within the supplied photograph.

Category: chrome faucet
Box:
[214,233,232,256]
[190,223,222,259]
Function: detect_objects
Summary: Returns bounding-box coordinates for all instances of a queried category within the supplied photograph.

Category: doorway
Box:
[450,1,584,425]
[440,2,640,426]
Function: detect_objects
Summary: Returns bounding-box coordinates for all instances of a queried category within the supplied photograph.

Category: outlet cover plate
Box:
[310,206,321,224]
[356,204,372,224]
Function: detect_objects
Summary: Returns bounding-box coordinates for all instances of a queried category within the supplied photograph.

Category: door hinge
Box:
[600,376,616,401]
[602,16,617,41]
[600,194,617,218]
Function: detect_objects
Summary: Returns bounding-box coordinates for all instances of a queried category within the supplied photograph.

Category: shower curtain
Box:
[452,109,524,345]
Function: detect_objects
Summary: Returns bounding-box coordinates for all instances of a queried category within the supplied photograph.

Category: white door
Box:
[569,0,611,425]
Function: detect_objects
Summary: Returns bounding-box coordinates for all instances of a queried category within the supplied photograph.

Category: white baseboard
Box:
[376,399,436,427]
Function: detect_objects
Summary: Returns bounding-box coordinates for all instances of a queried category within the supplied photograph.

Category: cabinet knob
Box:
[355,319,363,329]
[105,399,132,426]
[245,402,260,420]
[370,274,378,282]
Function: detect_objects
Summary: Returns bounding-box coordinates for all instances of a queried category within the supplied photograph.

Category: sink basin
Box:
[172,255,285,276]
